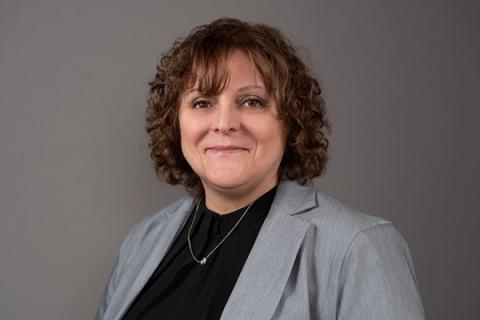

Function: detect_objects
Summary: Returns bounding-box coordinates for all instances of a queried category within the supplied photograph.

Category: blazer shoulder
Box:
[118,195,191,258]
[129,195,190,240]
[294,189,394,245]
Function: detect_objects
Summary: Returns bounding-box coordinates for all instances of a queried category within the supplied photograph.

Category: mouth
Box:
[206,146,248,154]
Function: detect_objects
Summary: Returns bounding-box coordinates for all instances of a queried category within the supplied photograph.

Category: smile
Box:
[207,148,247,155]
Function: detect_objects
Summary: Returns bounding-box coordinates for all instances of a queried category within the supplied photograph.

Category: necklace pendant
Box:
[188,196,255,268]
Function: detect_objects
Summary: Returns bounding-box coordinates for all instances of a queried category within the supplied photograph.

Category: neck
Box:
[203,178,278,215]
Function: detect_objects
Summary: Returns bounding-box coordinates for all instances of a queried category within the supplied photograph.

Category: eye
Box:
[242,98,265,108]
[192,99,211,109]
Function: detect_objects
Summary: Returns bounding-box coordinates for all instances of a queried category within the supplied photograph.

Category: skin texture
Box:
[178,50,287,214]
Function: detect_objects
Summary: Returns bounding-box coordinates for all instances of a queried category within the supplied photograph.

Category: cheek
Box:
[252,120,285,151]
[179,116,206,149]
[263,116,284,140]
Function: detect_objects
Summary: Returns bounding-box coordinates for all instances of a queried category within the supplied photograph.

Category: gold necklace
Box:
[187,196,255,265]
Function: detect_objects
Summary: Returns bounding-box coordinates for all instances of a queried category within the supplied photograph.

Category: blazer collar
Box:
[270,178,318,216]
[111,179,318,320]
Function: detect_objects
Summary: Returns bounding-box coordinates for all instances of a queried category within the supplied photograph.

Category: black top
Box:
[122,185,278,320]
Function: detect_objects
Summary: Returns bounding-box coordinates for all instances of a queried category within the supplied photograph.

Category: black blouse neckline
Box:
[195,185,278,235]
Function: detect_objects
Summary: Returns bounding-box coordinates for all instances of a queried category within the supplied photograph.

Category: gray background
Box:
[1,0,478,319]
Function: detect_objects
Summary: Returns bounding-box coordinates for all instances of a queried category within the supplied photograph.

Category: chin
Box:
[211,180,247,190]
[204,175,249,191]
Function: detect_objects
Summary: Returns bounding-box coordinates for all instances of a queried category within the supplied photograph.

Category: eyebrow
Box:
[237,85,266,93]
[183,85,266,96]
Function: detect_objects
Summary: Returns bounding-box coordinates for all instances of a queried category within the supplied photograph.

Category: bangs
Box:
[186,46,232,96]
[182,43,282,100]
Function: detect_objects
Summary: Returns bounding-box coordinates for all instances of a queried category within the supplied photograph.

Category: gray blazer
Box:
[95,180,425,320]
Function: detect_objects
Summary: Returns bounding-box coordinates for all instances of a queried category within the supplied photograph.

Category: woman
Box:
[95,18,425,320]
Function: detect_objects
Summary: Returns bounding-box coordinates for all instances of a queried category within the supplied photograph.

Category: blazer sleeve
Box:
[336,223,426,320]
[95,250,121,320]
[94,222,142,320]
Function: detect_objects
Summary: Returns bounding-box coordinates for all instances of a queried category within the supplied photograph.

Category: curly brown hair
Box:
[146,17,331,196]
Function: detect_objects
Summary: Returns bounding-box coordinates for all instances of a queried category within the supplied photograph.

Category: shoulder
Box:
[290,188,411,266]
[134,195,190,232]
[117,194,191,260]
[296,188,394,239]
[288,188,423,310]
[300,191,426,318]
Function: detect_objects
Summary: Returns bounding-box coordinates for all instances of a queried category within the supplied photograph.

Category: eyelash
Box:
[244,98,265,108]
[192,98,265,109]
[192,100,210,109]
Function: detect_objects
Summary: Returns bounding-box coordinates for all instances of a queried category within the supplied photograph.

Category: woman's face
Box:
[178,50,286,198]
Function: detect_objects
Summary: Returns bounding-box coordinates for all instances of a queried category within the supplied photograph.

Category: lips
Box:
[206,145,248,153]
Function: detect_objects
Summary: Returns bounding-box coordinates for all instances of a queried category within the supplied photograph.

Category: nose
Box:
[213,102,240,134]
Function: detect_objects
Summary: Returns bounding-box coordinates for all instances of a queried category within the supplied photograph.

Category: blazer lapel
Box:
[110,196,196,320]
[220,180,317,320]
